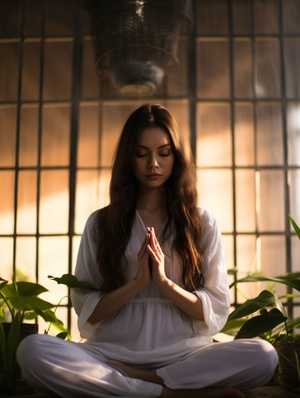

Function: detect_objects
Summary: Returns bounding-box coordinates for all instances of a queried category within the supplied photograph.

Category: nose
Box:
[149,153,159,169]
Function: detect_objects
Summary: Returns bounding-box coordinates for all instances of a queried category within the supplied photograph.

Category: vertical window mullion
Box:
[279,0,293,319]
[251,0,260,250]
[228,0,238,308]
[35,0,46,283]
[188,0,197,162]
[67,1,82,332]
[13,0,26,281]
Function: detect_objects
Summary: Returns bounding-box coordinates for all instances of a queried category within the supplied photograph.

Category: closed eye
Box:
[159,152,171,157]
[135,152,147,158]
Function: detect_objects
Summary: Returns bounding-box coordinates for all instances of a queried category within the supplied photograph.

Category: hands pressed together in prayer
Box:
[136,227,166,287]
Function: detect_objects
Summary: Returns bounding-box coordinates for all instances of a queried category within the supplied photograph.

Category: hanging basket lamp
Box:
[80,0,193,96]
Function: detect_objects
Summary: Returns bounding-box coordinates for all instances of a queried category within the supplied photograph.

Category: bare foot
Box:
[108,362,245,398]
[107,362,163,384]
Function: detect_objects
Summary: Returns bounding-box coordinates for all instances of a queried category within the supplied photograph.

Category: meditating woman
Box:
[17,104,278,397]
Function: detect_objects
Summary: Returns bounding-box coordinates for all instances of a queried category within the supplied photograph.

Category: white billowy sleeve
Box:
[70,210,105,339]
[192,208,230,337]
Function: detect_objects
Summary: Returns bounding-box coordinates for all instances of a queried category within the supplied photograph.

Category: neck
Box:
[136,187,167,211]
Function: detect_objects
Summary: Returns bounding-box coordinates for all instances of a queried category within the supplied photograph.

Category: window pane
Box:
[0,0,22,37]
[0,42,19,101]
[81,38,100,99]
[21,40,41,101]
[260,236,286,280]
[16,237,37,281]
[0,171,15,234]
[254,236,287,297]
[72,236,81,273]
[257,103,283,165]
[255,39,281,98]
[45,0,75,36]
[234,103,255,166]
[258,170,285,231]
[39,236,69,302]
[283,0,300,35]
[196,0,229,35]
[287,103,300,166]
[24,0,42,37]
[196,39,230,99]
[43,40,73,101]
[236,170,255,231]
[196,103,231,166]
[165,101,190,146]
[41,104,71,166]
[17,171,37,234]
[254,0,279,34]
[77,103,100,167]
[166,37,188,97]
[40,170,69,234]
[291,236,300,272]
[75,169,111,234]
[0,106,17,167]
[289,170,300,223]
[0,238,14,280]
[234,39,253,99]
[236,235,257,274]
[222,235,234,270]
[19,105,39,167]
[101,103,140,167]
[232,0,251,35]
[284,39,300,99]
[236,235,259,301]
[197,169,233,232]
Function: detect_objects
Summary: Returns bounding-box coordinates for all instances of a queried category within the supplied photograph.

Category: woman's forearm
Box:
[88,279,144,324]
[157,278,204,321]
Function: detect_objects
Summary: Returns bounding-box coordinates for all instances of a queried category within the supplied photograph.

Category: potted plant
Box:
[221,215,300,392]
[0,278,68,396]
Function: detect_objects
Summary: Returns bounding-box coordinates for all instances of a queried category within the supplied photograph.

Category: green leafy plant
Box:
[221,214,300,391]
[0,278,68,395]
[48,273,95,291]
[223,214,300,341]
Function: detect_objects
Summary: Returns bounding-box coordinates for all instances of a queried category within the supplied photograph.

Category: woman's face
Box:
[133,127,175,190]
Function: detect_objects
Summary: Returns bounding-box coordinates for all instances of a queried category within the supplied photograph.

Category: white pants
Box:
[17,334,278,397]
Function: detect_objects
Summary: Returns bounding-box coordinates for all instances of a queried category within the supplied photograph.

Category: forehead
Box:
[137,127,171,147]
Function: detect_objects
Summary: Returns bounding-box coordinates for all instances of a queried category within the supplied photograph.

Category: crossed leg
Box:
[109,363,245,398]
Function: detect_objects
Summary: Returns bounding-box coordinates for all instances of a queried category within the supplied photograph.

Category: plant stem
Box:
[0,291,14,319]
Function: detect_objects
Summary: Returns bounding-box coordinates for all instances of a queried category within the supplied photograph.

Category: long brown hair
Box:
[94,104,204,292]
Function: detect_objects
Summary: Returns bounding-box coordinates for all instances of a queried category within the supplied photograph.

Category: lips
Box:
[146,173,161,179]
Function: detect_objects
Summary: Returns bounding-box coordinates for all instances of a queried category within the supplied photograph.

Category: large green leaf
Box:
[228,290,280,321]
[229,272,300,292]
[235,308,287,339]
[0,279,8,291]
[48,274,96,290]
[289,214,300,239]
[1,281,48,299]
[221,318,247,333]
[8,296,54,313]
[0,306,4,323]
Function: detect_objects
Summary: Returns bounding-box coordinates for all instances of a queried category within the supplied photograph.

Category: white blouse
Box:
[71,208,230,362]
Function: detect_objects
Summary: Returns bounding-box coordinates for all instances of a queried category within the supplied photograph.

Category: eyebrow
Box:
[136,144,172,150]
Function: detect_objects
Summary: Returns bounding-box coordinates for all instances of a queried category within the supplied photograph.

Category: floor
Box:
[245,385,299,397]
[1,386,300,398]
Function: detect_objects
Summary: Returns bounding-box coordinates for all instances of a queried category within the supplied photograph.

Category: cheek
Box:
[132,159,144,176]
[166,157,175,173]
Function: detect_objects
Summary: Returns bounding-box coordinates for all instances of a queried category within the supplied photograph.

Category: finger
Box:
[147,244,163,261]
